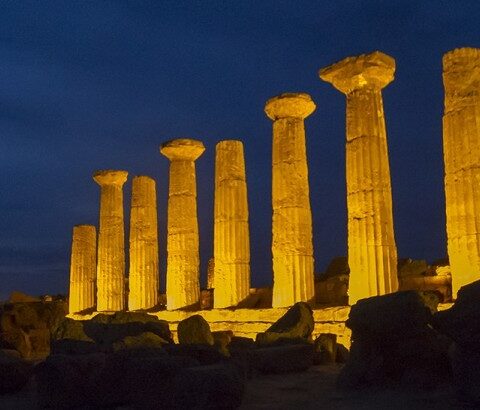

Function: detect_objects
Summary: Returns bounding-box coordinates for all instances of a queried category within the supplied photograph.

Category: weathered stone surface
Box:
[164,343,225,366]
[214,140,251,308]
[160,139,205,310]
[212,330,233,356]
[171,363,245,409]
[113,331,168,351]
[346,291,433,340]
[252,344,314,374]
[324,256,350,277]
[128,175,159,311]
[256,302,314,345]
[442,48,480,298]
[265,93,316,308]
[320,51,398,305]
[315,274,349,306]
[0,300,67,359]
[53,312,172,352]
[313,333,337,365]
[68,225,96,314]
[35,353,106,408]
[93,169,128,312]
[338,291,451,389]
[0,351,32,394]
[177,314,214,345]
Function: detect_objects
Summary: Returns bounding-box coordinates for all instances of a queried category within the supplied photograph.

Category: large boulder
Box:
[256,302,314,345]
[432,280,480,404]
[113,331,169,351]
[35,353,106,408]
[164,343,225,366]
[0,350,33,394]
[52,312,173,353]
[177,315,214,345]
[338,291,451,389]
[93,350,198,408]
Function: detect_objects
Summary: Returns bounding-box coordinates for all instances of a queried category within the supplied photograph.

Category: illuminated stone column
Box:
[265,93,316,308]
[320,51,398,304]
[68,225,96,313]
[160,139,205,310]
[128,176,159,310]
[93,170,128,312]
[213,140,251,308]
[442,48,480,298]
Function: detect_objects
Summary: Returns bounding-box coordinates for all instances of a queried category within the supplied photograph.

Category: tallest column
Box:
[320,51,398,304]
[265,93,316,308]
[442,48,480,298]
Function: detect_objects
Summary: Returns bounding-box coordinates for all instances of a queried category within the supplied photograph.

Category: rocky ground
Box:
[0,364,465,409]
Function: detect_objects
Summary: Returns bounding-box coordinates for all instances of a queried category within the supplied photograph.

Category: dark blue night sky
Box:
[0,0,479,299]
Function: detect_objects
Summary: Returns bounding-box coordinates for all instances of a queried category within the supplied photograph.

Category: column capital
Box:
[319,51,395,94]
[265,93,316,120]
[443,47,480,92]
[160,138,205,161]
[93,170,128,186]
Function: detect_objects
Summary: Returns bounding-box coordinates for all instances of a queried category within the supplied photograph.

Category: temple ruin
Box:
[68,48,479,345]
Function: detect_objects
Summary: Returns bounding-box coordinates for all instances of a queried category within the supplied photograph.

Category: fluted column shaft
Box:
[160,139,205,310]
[128,176,159,310]
[265,93,316,308]
[320,51,398,304]
[68,225,96,313]
[443,47,480,298]
[94,170,128,312]
[214,140,250,308]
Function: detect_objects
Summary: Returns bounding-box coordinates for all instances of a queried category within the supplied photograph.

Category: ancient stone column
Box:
[319,51,398,304]
[68,225,96,313]
[442,48,480,298]
[128,176,159,310]
[213,140,251,308]
[160,139,205,310]
[93,170,128,312]
[265,93,316,308]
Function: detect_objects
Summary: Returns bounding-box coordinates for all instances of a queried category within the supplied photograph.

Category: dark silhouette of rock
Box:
[432,280,480,404]
[164,343,225,366]
[52,312,173,353]
[313,333,337,365]
[35,353,106,408]
[171,363,244,409]
[177,315,214,345]
[256,302,314,345]
[212,330,233,356]
[0,350,32,395]
[338,291,451,390]
[113,331,169,351]
[252,343,314,374]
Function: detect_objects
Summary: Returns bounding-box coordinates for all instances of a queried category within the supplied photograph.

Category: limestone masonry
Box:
[68,48,479,342]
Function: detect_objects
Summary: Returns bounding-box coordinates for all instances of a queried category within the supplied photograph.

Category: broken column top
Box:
[93,170,128,186]
[319,51,395,93]
[264,93,316,120]
[160,138,205,161]
[443,47,480,91]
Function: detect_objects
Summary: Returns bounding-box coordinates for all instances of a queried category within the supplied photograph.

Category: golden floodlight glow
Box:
[128,176,159,310]
[160,139,205,310]
[68,224,96,313]
[93,169,128,312]
[442,47,480,298]
[265,93,316,308]
[320,51,398,304]
[213,140,251,308]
